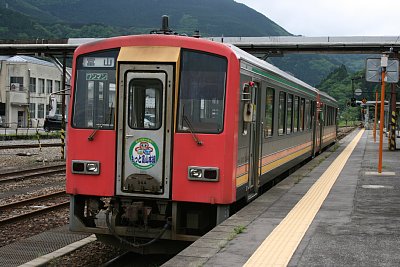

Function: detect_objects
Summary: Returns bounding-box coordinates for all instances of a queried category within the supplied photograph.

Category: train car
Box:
[66,33,337,252]
[319,91,338,150]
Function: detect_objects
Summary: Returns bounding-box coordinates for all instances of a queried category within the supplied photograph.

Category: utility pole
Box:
[389,84,397,150]
[366,53,399,173]
[61,53,66,160]
[373,90,378,143]
[378,57,386,173]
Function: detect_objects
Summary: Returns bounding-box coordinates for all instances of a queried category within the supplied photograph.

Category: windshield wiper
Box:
[182,115,203,146]
[88,124,103,141]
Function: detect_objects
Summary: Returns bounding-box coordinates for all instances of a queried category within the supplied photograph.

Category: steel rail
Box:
[0,201,69,226]
[0,164,66,184]
[0,190,67,211]
[0,143,64,149]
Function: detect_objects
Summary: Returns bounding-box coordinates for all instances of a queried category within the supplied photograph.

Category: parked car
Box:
[43,114,65,131]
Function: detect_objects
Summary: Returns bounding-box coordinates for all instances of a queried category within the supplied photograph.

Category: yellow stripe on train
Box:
[236,146,311,188]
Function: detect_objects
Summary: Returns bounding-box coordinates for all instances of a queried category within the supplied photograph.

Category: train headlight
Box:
[189,168,203,178]
[188,167,219,182]
[72,160,100,175]
[86,162,99,173]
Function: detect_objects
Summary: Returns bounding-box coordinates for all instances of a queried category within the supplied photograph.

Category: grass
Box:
[228,225,246,241]
[338,120,362,127]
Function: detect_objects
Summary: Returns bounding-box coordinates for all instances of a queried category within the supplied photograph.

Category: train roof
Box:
[225,43,338,105]
[226,44,319,94]
[74,34,337,105]
[318,90,338,106]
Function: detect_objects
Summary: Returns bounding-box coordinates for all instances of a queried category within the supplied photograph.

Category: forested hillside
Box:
[317,65,379,116]
[0,0,290,37]
[0,0,368,86]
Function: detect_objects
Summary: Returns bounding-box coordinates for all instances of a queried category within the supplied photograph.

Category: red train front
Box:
[66,34,240,251]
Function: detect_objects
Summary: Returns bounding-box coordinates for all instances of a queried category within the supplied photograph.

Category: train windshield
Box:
[177,50,227,134]
[72,49,119,129]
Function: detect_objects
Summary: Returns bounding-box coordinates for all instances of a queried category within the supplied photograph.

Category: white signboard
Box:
[49,96,57,117]
[366,58,399,83]
[354,88,362,96]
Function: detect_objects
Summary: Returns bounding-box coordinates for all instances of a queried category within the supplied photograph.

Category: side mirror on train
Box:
[243,103,254,123]
[242,82,255,123]
[48,95,57,117]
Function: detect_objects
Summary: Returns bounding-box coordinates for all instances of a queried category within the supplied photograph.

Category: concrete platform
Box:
[163,129,400,266]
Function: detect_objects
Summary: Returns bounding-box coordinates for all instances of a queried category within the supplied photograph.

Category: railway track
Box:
[0,164,66,185]
[0,143,63,150]
[337,126,356,140]
[0,190,69,226]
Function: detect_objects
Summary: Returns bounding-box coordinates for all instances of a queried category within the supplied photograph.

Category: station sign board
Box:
[354,88,362,96]
[366,58,399,83]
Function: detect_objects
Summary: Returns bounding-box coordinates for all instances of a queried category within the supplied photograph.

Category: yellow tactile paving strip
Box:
[244,129,364,267]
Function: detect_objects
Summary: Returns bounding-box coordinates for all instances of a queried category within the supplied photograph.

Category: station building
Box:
[0,55,65,128]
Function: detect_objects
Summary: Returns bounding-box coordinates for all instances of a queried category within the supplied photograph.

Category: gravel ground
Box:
[0,138,69,248]
[0,139,65,172]
[0,138,132,266]
[0,208,69,247]
[46,241,127,267]
[0,171,65,203]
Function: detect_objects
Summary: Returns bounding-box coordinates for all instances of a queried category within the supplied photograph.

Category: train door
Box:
[117,64,174,199]
[244,81,262,201]
[319,105,325,149]
[311,100,319,156]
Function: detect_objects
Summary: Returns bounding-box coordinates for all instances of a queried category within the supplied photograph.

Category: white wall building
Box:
[0,56,67,128]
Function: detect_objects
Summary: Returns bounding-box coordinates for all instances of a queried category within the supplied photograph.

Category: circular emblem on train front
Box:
[129,138,159,169]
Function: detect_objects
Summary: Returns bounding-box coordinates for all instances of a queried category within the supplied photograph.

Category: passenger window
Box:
[177,50,227,134]
[287,94,293,134]
[128,79,162,130]
[305,99,310,130]
[73,49,119,130]
[278,91,286,135]
[299,98,305,131]
[264,87,274,138]
[293,96,299,133]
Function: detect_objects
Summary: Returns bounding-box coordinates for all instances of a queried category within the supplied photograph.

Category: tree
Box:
[340,107,360,126]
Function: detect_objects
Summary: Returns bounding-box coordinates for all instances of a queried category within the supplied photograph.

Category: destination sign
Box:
[86,73,108,81]
[82,57,115,68]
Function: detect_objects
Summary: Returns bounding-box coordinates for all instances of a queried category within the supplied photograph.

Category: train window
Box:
[177,50,227,134]
[310,100,315,129]
[278,91,286,135]
[327,106,330,125]
[73,49,119,129]
[293,96,299,133]
[299,98,305,131]
[127,79,162,130]
[264,87,274,137]
[287,94,293,134]
[305,99,310,130]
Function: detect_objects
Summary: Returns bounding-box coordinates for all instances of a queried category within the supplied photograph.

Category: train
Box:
[66,32,338,253]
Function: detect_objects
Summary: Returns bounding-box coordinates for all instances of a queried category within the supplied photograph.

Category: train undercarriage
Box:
[69,195,230,254]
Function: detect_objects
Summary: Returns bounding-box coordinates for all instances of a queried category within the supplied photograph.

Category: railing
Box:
[0,121,58,138]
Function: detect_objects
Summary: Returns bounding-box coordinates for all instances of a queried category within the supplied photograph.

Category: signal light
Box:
[350,97,357,107]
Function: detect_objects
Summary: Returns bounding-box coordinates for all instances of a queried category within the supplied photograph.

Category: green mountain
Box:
[268,54,368,86]
[0,6,52,39]
[0,0,367,86]
[317,65,379,112]
[0,0,291,37]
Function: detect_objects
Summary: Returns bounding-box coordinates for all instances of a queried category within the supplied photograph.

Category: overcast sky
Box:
[235,0,400,36]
